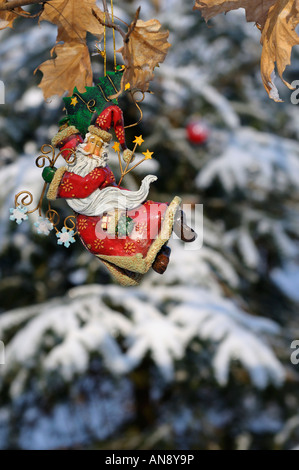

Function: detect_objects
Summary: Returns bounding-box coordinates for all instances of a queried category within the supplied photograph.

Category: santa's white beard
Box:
[65,146,157,216]
[66,145,108,176]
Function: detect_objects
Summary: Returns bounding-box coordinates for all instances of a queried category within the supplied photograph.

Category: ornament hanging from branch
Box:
[9,0,197,286]
[1,0,299,101]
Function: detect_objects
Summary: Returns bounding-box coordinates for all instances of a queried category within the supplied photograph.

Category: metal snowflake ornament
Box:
[34,217,54,236]
[56,228,76,248]
[9,205,28,225]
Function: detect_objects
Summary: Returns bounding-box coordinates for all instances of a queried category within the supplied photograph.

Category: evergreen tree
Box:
[0,0,299,450]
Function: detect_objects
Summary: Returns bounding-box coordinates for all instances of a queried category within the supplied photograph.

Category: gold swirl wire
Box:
[54,147,77,166]
[15,182,47,216]
[46,202,60,234]
[97,83,110,102]
[36,143,77,168]
[87,99,97,113]
[15,144,77,221]
[124,91,145,129]
[14,190,33,208]
[33,144,75,217]
[35,144,56,168]
[64,215,77,236]
[73,93,96,113]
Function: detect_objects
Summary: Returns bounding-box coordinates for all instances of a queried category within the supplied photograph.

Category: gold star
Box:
[70,96,78,107]
[112,142,121,153]
[133,135,144,146]
[142,149,154,160]
[125,83,131,90]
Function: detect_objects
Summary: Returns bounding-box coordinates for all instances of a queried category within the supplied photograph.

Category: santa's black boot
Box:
[152,245,171,274]
[173,209,197,242]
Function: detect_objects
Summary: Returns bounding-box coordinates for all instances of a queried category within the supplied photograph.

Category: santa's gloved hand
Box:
[42,166,57,183]
[123,149,134,164]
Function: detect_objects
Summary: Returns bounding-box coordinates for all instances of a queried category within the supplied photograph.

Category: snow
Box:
[213,330,285,389]
[159,65,240,129]
[237,228,260,269]
[268,71,282,103]
[68,268,88,286]
[197,127,299,194]
[17,377,134,450]
[271,262,299,302]
[15,87,44,112]
[0,283,284,405]
[275,415,299,448]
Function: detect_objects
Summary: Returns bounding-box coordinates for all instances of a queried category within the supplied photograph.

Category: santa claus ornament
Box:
[10,1,196,286]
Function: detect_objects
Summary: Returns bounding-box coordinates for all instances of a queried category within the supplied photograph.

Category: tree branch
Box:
[0,0,50,11]
[92,6,125,39]
[92,3,141,44]
[124,6,140,43]
[102,0,109,22]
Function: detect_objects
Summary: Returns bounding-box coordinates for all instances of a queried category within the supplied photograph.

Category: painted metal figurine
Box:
[11,71,196,286]
[45,101,196,286]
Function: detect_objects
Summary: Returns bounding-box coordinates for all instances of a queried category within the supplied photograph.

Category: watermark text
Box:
[0,81,4,105]
[290,80,299,104]
[290,340,299,365]
[94,203,203,251]
[0,341,5,365]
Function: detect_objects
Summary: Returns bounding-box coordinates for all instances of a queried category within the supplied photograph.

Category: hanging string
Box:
[103,14,107,76]
[110,0,117,71]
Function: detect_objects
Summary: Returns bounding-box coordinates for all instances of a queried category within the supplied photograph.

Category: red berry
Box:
[186,120,209,144]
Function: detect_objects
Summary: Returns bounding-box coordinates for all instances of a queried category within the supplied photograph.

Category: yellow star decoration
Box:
[112,142,121,153]
[142,149,154,160]
[95,43,105,57]
[70,96,78,107]
[125,83,131,90]
[133,135,144,146]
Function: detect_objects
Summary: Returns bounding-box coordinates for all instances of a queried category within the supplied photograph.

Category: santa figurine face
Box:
[83,133,104,157]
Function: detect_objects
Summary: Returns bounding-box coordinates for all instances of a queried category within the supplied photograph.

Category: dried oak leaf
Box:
[194,0,276,27]
[40,0,104,42]
[261,0,299,100]
[35,41,92,99]
[119,18,171,93]
[0,2,26,30]
[194,0,299,101]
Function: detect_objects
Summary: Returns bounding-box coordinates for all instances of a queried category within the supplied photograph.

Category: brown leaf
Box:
[40,0,104,42]
[194,0,276,27]
[35,41,92,99]
[261,0,299,100]
[119,18,171,93]
[194,0,299,100]
[0,2,25,30]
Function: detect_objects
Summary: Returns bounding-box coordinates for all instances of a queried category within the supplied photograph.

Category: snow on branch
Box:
[0,283,285,401]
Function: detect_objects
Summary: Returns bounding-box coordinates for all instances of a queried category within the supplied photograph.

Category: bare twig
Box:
[0,0,49,11]
[10,7,42,17]
[93,3,141,43]
[102,0,109,21]
[92,7,125,39]
[124,6,141,43]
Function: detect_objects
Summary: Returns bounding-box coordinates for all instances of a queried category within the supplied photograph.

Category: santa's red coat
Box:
[57,166,169,258]
[48,115,180,285]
